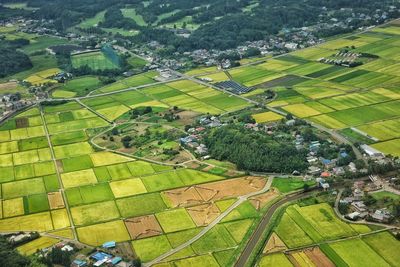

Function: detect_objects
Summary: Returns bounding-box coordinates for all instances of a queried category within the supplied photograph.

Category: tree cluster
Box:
[205,125,308,173]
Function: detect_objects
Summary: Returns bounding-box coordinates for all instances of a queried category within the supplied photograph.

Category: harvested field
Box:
[194,176,266,202]
[162,186,205,208]
[186,203,221,226]
[263,232,287,254]
[15,118,29,128]
[303,247,335,267]
[249,189,279,210]
[163,176,266,207]
[47,192,65,209]
[124,215,163,240]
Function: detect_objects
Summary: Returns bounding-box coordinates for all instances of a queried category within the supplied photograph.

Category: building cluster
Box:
[0,92,31,120]
[180,116,224,158]
[318,50,363,67]
[341,179,395,223]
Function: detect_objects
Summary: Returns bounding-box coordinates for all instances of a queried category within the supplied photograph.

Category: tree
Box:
[121,136,133,148]
[132,258,142,267]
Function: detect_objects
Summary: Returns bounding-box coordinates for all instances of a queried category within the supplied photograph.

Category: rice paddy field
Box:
[2,22,400,266]
[81,78,251,120]
[257,202,400,267]
[219,22,400,157]
[0,97,266,265]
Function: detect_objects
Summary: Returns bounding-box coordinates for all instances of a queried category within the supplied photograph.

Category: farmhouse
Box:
[370,209,392,223]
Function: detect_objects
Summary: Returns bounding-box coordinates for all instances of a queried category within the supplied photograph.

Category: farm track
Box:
[143,176,275,267]
[39,107,78,241]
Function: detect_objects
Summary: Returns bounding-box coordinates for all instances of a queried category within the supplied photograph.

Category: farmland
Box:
[0,92,263,265]
[204,21,400,157]
[257,202,400,267]
[71,51,120,70]
[1,18,400,267]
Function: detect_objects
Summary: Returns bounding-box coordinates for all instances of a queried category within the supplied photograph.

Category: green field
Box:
[71,51,119,70]
[272,177,316,193]
[329,238,390,267]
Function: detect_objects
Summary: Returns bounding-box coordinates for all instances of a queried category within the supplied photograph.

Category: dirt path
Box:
[39,107,77,241]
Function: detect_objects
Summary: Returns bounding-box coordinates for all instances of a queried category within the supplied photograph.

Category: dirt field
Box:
[288,247,335,267]
[47,192,65,209]
[56,160,64,173]
[304,247,335,267]
[175,110,201,125]
[163,186,205,208]
[187,203,221,226]
[124,215,163,240]
[195,176,267,201]
[0,81,18,90]
[263,232,287,254]
[164,176,267,207]
[16,118,29,128]
[249,189,279,210]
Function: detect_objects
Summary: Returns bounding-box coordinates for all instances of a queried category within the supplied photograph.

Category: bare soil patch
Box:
[263,232,287,254]
[187,203,221,226]
[124,215,163,240]
[15,118,29,128]
[249,189,279,210]
[48,192,65,209]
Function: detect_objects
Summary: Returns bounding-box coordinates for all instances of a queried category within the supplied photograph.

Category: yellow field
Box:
[283,104,321,118]
[199,72,229,82]
[90,151,133,166]
[309,115,347,129]
[24,68,61,85]
[0,212,54,232]
[252,111,284,123]
[130,100,168,109]
[185,66,218,76]
[51,209,71,229]
[77,220,130,246]
[110,178,147,198]
[372,139,400,157]
[17,237,59,255]
[50,228,74,239]
[2,197,24,218]
[61,169,98,188]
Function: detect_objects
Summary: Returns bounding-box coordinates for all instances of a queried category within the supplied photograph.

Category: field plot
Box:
[71,200,120,226]
[17,236,59,255]
[252,111,283,123]
[357,118,400,141]
[328,238,390,267]
[275,213,313,248]
[77,220,130,246]
[125,215,163,240]
[371,139,400,156]
[54,76,101,97]
[258,253,293,267]
[72,51,119,70]
[362,231,400,266]
[155,208,196,233]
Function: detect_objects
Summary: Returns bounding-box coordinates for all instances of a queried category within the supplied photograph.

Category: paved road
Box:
[235,189,318,267]
[144,177,274,267]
